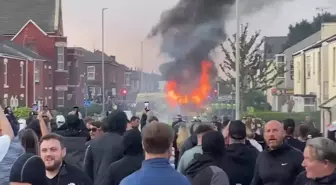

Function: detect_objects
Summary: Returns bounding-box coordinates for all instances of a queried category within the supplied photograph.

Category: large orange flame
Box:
[166,60,212,107]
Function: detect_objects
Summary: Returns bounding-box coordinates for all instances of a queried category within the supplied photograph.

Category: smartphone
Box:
[32,104,38,112]
[144,101,150,111]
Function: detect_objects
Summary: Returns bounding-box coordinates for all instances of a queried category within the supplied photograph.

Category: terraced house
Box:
[0,0,68,108]
[293,22,336,133]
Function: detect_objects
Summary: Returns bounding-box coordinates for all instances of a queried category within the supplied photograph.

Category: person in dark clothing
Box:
[294,137,336,185]
[84,111,128,185]
[103,129,144,185]
[211,116,222,131]
[40,133,92,185]
[185,131,229,185]
[140,110,148,129]
[283,119,305,152]
[54,115,89,169]
[128,116,140,130]
[251,120,304,185]
[226,120,259,185]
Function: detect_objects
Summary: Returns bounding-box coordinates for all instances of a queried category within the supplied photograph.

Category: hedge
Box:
[56,103,103,117]
[244,111,320,127]
[13,107,32,120]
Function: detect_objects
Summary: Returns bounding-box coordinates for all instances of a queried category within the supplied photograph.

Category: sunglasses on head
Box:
[89,128,98,132]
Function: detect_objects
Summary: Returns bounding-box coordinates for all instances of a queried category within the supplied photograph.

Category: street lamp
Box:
[140,41,144,92]
[102,8,108,114]
[235,0,241,119]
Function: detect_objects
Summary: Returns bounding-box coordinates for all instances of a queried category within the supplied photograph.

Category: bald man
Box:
[251,120,304,185]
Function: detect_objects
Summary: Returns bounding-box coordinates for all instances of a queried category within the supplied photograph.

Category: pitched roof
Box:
[292,34,336,56]
[264,36,288,60]
[0,0,60,34]
[73,47,117,63]
[283,31,321,58]
[0,40,47,60]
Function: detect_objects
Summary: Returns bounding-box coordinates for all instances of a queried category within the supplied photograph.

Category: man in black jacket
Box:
[103,129,144,185]
[84,111,128,185]
[283,119,305,152]
[226,120,259,185]
[251,120,303,185]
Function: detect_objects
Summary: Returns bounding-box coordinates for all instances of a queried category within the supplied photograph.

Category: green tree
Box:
[285,12,336,48]
[220,23,285,111]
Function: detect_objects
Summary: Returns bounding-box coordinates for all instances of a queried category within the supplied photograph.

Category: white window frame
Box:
[20,61,24,87]
[57,47,65,70]
[34,67,40,83]
[57,91,65,107]
[275,54,285,78]
[306,55,311,79]
[3,58,8,88]
[96,87,102,95]
[87,66,95,80]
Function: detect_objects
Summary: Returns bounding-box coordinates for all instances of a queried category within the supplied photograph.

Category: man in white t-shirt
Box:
[0,106,14,162]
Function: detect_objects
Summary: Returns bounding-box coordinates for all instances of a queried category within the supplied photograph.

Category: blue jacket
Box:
[120,158,190,185]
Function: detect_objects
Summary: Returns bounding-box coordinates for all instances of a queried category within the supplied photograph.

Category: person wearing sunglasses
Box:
[88,121,104,140]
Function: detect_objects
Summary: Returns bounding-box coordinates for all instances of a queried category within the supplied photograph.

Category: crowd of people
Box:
[0,105,336,185]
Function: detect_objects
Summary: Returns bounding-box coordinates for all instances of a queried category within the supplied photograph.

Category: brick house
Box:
[0,0,68,109]
[70,47,128,105]
[0,39,47,108]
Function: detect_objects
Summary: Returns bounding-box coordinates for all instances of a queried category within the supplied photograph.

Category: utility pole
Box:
[101,8,108,114]
[140,41,144,93]
[235,0,241,120]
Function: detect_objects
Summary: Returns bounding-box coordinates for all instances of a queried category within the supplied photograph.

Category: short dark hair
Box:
[148,116,159,123]
[142,122,174,154]
[90,121,103,128]
[84,117,94,124]
[283,118,295,135]
[40,133,64,148]
[194,124,213,135]
[130,116,139,122]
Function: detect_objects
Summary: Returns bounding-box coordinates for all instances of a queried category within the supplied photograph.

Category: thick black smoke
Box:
[149,0,296,91]
[149,0,236,88]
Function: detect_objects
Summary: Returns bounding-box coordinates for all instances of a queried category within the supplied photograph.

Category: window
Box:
[20,62,24,87]
[34,67,40,83]
[96,87,102,95]
[333,47,336,83]
[306,56,311,79]
[4,58,8,87]
[317,51,321,85]
[296,62,300,83]
[3,98,7,107]
[87,66,95,80]
[323,81,329,100]
[312,53,315,75]
[57,47,65,70]
[57,91,64,107]
[276,55,285,78]
[304,97,315,105]
[124,73,131,86]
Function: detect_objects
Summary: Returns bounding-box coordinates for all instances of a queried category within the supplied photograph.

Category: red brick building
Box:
[0,0,133,109]
[0,0,68,108]
[0,39,47,107]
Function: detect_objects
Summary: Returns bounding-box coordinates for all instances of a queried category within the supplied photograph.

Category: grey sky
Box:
[62,0,336,73]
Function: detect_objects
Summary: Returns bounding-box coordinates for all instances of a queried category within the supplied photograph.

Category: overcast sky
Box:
[62,0,336,74]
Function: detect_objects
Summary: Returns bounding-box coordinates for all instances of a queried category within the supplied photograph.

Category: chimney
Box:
[110,55,115,61]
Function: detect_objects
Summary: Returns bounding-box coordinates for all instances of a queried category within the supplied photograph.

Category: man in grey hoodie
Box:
[177,124,213,174]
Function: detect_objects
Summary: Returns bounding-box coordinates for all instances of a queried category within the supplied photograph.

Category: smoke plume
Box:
[149,0,296,90]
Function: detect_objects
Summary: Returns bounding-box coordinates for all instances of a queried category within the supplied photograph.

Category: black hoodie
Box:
[185,131,230,185]
[103,129,144,185]
[84,111,128,185]
[294,171,336,185]
[226,143,259,185]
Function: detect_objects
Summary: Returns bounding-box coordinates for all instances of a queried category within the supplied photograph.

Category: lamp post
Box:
[235,0,241,119]
[102,8,108,114]
[140,41,144,92]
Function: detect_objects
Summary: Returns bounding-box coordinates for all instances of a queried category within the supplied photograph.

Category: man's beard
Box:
[45,159,62,171]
